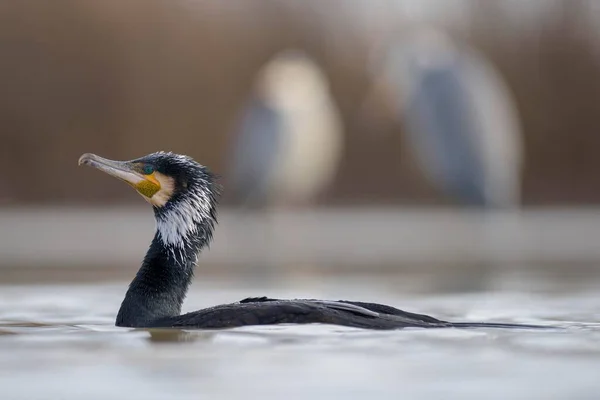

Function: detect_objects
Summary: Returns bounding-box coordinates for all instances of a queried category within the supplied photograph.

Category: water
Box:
[1,277,599,400]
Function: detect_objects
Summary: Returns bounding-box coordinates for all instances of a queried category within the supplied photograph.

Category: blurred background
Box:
[2,0,600,290]
[3,2,600,399]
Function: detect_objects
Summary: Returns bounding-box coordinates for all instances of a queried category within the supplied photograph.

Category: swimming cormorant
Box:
[78,151,544,330]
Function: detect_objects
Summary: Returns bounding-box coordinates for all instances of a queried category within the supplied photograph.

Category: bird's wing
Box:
[240,296,445,323]
[239,296,379,317]
[154,299,448,330]
[240,297,449,326]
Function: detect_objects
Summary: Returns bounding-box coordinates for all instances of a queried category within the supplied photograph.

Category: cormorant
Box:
[78,151,545,330]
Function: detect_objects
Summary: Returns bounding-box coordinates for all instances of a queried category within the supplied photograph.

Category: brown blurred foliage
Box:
[1,0,600,206]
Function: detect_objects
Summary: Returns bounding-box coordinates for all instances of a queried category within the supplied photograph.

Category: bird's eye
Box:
[142,165,154,175]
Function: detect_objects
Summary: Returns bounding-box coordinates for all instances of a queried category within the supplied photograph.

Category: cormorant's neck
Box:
[116,192,217,327]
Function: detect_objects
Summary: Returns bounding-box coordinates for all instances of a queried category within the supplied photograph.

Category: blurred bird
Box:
[224,50,345,280]
[226,93,283,208]
[227,49,344,208]
[363,28,524,209]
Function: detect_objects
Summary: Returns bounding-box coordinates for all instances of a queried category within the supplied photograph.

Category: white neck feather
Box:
[155,189,213,248]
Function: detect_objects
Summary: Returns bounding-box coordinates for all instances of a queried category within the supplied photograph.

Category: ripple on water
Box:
[0,282,599,400]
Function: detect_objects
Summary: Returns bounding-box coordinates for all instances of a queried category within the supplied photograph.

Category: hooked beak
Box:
[78,153,145,188]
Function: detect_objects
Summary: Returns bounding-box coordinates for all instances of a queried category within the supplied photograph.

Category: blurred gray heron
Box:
[225,50,344,280]
[227,49,344,209]
[364,29,524,209]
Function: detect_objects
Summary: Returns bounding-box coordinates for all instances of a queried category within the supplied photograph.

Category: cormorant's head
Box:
[79,152,219,247]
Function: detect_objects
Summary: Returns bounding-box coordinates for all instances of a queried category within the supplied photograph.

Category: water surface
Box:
[1,278,599,400]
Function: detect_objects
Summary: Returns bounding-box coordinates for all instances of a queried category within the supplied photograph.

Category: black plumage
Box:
[80,151,550,331]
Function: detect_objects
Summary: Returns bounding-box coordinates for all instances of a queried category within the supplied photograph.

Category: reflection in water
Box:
[145,328,215,344]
